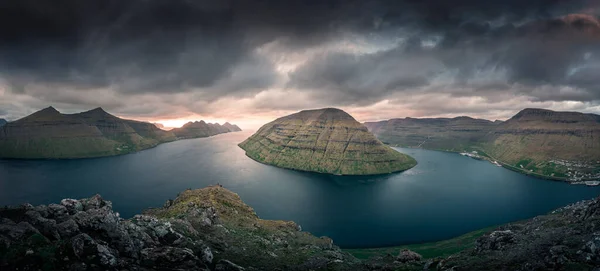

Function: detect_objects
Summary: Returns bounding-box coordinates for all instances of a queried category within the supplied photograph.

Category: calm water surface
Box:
[1,131,599,248]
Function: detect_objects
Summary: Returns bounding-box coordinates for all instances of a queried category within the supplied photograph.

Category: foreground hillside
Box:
[239,108,416,175]
[0,185,361,271]
[0,107,241,159]
[3,185,600,270]
[365,108,600,181]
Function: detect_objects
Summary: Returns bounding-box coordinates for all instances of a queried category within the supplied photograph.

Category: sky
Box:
[1,0,600,129]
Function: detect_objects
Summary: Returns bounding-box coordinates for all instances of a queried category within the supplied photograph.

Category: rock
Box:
[397,249,422,263]
[215,259,246,271]
[475,230,515,252]
[201,245,213,264]
[48,203,69,221]
[71,233,117,267]
[24,210,60,240]
[163,199,174,208]
[79,194,111,211]
[61,199,84,214]
[140,246,206,270]
[0,221,40,246]
[548,245,569,265]
[57,219,80,239]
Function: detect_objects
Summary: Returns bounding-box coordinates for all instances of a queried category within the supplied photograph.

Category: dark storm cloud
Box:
[288,10,600,105]
[0,0,598,120]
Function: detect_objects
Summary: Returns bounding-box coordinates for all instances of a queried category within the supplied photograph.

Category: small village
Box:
[550,159,600,184]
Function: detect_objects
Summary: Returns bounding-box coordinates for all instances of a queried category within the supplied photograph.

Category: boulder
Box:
[475,230,515,252]
[71,233,118,268]
[397,249,422,263]
[61,199,84,214]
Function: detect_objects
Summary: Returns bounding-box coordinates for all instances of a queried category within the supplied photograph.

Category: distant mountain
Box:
[0,119,6,127]
[0,107,179,159]
[483,108,600,180]
[171,120,241,139]
[364,116,498,151]
[365,108,600,181]
[223,122,242,132]
[239,108,416,175]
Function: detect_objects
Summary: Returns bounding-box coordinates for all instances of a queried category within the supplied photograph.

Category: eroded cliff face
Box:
[364,117,497,151]
[0,185,360,271]
[238,108,416,175]
[484,108,600,179]
[171,121,241,139]
[0,107,176,159]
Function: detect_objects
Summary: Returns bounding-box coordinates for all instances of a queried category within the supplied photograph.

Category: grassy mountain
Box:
[0,107,178,159]
[239,108,417,175]
[365,108,600,181]
[483,108,600,180]
[364,116,498,151]
[171,120,241,139]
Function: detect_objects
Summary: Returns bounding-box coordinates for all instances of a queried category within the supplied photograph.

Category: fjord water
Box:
[1,131,599,248]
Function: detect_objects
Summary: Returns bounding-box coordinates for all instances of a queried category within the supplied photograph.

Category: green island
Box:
[239,108,417,176]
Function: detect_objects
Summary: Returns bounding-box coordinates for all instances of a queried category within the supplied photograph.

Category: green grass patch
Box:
[345,226,497,260]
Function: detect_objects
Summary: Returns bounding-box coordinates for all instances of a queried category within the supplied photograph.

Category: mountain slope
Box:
[171,120,241,139]
[239,108,416,175]
[482,108,600,180]
[0,107,176,159]
[365,117,498,151]
[0,119,6,127]
[365,108,600,181]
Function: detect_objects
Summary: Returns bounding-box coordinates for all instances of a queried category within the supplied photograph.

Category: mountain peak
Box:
[41,106,60,114]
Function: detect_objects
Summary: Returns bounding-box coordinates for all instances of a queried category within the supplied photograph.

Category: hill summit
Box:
[238,108,417,175]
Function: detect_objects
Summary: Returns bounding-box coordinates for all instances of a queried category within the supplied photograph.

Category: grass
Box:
[345,226,497,260]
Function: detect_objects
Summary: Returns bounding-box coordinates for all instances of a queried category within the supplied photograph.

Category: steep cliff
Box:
[483,108,600,180]
[364,117,497,151]
[0,107,176,159]
[239,108,416,175]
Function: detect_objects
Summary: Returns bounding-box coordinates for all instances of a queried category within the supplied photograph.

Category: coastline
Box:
[389,144,600,184]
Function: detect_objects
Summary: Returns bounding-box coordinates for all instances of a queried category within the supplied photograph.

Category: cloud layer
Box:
[1,0,599,128]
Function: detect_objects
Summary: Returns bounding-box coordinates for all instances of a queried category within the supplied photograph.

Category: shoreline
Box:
[0,131,241,161]
[390,145,600,184]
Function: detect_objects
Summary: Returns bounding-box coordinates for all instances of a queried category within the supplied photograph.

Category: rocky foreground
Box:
[3,186,600,270]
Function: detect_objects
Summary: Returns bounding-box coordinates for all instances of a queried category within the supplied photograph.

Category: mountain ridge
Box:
[365,108,600,181]
[0,107,241,159]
